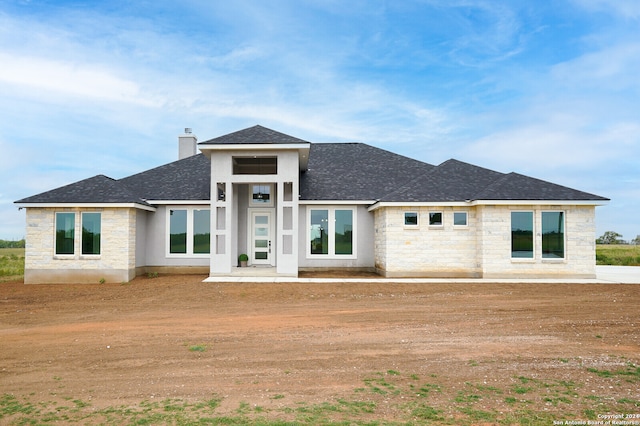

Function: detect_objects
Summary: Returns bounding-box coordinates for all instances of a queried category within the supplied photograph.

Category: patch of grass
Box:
[596,244,640,266]
[0,248,25,281]
[513,386,531,394]
[587,363,640,382]
[188,344,207,352]
[411,403,443,421]
[454,391,481,403]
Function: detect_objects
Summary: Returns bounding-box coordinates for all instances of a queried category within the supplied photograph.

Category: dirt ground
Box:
[1,275,639,424]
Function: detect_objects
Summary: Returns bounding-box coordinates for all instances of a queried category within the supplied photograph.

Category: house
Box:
[15,125,609,283]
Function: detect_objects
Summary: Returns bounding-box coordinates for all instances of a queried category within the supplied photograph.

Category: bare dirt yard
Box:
[1,275,639,425]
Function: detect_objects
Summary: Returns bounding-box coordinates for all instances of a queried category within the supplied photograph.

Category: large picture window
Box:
[168,208,210,255]
[308,208,355,257]
[55,212,75,255]
[81,213,101,255]
[511,211,534,259]
[542,211,564,259]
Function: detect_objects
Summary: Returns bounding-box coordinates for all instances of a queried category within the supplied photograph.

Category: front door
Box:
[250,210,274,265]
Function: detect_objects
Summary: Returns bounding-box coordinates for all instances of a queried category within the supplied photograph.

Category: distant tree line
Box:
[597,231,640,245]
[0,239,25,248]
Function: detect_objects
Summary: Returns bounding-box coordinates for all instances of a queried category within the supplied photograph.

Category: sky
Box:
[1,0,638,241]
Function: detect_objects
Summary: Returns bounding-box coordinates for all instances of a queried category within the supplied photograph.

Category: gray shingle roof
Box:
[119,153,210,201]
[300,143,435,201]
[473,172,609,201]
[199,125,311,145]
[380,159,608,202]
[15,126,608,206]
[15,175,151,206]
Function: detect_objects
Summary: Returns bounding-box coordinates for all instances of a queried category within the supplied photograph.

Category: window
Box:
[511,211,534,259]
[250,184,273,207]
[310,210,328,254]
[193,209,211,254]
[335,210,353,255]
[308,208,356,257]
[404,212,418,227]
[429,212,443,226]
[453,212,468,227]
[169,209,188,254]
[81,213,101,255]
[542,211,564,259]
[168,208,210,255]
[233,157,277,174]
[55,212,75,255]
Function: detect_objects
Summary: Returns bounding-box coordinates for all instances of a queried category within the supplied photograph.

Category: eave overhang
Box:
[367,199,610,212]
[299,199,376,205]
[15,203,157,212]
[198,143,311,171]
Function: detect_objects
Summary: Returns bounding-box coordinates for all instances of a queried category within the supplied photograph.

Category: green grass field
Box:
[596,244,640,266]
[0,248,24,282]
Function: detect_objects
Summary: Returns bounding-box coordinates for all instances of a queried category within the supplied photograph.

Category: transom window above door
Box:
[250,184,274,207]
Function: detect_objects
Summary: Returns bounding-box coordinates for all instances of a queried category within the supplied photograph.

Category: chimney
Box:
[178,128,198,160]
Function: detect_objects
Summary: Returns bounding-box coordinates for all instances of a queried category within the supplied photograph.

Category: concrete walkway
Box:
[595,265,640,284]
[203,266,640,284]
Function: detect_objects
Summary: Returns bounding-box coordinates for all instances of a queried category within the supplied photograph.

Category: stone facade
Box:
[374,204,597,278]
[478,205,597,279]
[24,207,137,284]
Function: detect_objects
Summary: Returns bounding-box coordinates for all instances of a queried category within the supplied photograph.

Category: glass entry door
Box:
[250,210,274,265]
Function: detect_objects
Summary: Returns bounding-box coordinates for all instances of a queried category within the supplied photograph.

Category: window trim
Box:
[453,211,468,228]
[541,210,565,260]
[166,207,211,257]
[404,211,419,228]
[511,210,535,261]
[306,206,357,259]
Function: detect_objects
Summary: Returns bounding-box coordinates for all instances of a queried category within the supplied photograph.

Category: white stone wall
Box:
[478,205,597,279]
[374,207,479,277]
[374,204,597,278]
[24,207,137,283]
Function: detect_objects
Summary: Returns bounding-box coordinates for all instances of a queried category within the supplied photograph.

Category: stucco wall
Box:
[142,205,211,270]
[374,204,597,278]
[24,207,137,284]
[298,205,375,269]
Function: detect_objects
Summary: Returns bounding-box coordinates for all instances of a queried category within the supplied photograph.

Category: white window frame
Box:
[453,211,468,228]
[306,206,357,259]
[404,211,419,228]
[428,211,443,227]
[166,207,211,257]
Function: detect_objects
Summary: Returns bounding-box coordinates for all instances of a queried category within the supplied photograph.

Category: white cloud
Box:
[571,0,640,19]
[0,53,159,106]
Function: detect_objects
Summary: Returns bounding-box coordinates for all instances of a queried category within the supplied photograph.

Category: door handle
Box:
[268,240,271,253]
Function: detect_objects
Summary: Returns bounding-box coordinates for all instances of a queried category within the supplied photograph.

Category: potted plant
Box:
[238,253,249,267]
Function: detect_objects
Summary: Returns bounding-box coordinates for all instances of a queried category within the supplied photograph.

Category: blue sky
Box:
[1,0,638,241]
